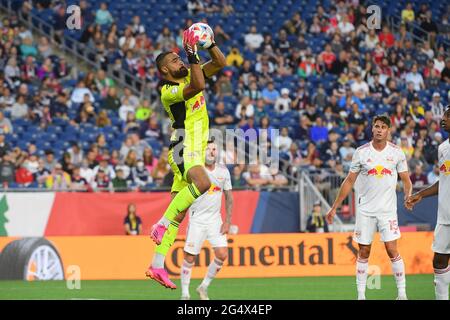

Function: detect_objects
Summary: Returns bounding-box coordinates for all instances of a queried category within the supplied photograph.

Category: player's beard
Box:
[172,66,189,78]
[205,156,215,165]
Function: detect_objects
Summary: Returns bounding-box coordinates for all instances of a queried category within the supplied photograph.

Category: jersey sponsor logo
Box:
[207,183,222,194]
[367,165,393,178]
[192,96,205,111]
[171,87,179,95]
[440,160,450,176]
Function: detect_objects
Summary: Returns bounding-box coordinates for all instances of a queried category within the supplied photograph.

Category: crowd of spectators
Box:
[0,0,449,194]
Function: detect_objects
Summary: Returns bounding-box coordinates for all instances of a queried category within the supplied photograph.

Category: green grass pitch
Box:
[0,275,436,300]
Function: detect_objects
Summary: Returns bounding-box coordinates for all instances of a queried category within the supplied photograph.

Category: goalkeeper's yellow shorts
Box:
[167,141,206,193]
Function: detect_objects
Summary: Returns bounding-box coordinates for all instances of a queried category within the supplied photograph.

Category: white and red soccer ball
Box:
[188,22,214,50]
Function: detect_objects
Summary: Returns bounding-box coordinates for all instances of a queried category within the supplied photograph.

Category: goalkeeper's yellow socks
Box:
[162,183,202,223]
[152,183,201,268]
[154,221,180,257]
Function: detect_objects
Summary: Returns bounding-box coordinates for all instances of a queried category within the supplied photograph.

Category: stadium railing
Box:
[222,129,347,231]
[389,14,450,57]
[299,171,347,232]
[306,170,354,223]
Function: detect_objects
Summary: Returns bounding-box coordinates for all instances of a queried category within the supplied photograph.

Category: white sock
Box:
[181,259,194,297]
[201,258,223,288]
[356,256,368,299]
[391,255,406,297]
[157,217,171,228]
[434,265,450,300]
[151,253,165,269]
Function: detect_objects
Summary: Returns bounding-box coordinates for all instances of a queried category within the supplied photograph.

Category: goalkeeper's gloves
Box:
[183,29,200,64]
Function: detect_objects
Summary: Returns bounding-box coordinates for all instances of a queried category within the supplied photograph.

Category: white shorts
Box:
[184,219,227,255]
[353,213,401,245]
[432,224,450,254]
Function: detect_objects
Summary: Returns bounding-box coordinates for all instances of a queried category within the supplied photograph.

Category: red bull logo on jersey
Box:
[192,96,205,111]
[207,184,222,194]
[440,160,450,176]
[367,165,393,178]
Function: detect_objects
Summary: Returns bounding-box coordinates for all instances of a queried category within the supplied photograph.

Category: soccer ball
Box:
[188,22,214,50]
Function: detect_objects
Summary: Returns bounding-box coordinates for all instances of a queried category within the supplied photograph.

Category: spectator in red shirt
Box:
[410,164,428,191]
[378,26,395,48]
[379,58,393,78]
[372,43,385,65]
[319,44,336,71]
[15,164,34,187]
[21,55,37,83]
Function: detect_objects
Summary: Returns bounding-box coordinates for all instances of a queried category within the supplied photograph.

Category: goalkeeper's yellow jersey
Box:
[160,69,209,153]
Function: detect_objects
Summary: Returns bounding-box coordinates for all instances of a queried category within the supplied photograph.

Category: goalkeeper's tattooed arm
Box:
[221,189,233,234]
[224,189,233,224]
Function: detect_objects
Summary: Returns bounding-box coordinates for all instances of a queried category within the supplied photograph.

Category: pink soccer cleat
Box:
[145,267,177,289]
[150,224,167,245]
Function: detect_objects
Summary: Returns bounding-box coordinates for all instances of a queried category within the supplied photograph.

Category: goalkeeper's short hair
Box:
[155,52,172,74]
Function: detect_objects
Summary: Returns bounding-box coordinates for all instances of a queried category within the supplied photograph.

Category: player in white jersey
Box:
[406,105,450,300]
[326,115,413,300]
[180,140,233,300]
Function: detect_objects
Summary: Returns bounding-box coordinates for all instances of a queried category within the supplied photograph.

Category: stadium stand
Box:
[0,0,448,205]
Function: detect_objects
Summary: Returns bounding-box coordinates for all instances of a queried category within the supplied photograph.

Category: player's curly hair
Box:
[372,114,391,128]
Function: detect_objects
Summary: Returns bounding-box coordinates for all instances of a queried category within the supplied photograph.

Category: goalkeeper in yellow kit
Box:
[145,27,226,289]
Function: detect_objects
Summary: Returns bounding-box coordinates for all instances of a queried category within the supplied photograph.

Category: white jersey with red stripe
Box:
[437,139,450,224]
[188,164,232,225]
[350,141,408,216]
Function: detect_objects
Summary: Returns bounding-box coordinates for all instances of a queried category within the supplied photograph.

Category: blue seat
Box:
[147,139,162,151]
[46,126,63,135]
[53,118,69,127]
[112,140,123,151]
[8,182,19,189]
[13,126,24,136]
[40,133,58,142]
[26,126,40,134]
[53,140,69,151]
[27,182,39,189]
[64,125,78,135]
[36,141,52,151]
[17,141,28,150]
[20,132,37,142]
